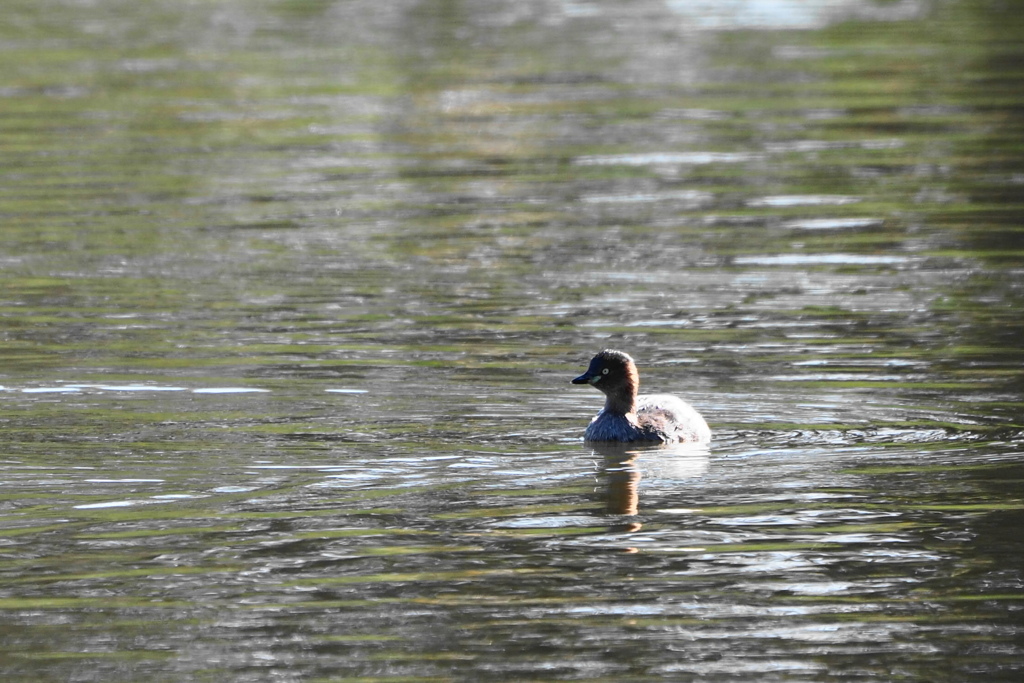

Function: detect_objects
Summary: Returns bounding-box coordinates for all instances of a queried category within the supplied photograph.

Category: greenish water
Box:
[1,0,1023,680]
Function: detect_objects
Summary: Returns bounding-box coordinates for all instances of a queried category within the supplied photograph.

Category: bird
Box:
[571,349,710,444]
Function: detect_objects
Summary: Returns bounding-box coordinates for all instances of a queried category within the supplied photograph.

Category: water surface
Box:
[1,0,1023,680]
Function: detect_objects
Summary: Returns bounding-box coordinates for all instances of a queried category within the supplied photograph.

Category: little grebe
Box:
[571,349,710,444]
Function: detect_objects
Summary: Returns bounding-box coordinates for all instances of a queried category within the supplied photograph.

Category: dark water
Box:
[2,0,1023,680]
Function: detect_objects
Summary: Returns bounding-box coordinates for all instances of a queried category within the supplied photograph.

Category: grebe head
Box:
[571,349,640,414]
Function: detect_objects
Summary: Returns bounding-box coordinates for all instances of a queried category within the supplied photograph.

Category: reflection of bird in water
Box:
[590,441,711,519]
[601,447,641,516]
[572,350,711,444]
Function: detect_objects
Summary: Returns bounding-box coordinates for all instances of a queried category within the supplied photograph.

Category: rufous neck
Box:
[603,384,638,416]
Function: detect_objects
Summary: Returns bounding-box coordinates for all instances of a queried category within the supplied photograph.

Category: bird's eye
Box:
[601,368,609,375]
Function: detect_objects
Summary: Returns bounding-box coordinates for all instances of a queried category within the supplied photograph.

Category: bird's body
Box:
[572,350,710,444]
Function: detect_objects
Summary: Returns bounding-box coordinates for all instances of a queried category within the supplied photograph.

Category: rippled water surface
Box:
[2,0,1023,680]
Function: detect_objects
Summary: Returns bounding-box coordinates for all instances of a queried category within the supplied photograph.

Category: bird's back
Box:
[637,394,711,444]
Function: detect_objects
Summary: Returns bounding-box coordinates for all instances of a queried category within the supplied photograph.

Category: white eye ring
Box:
[601,368,609,375]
